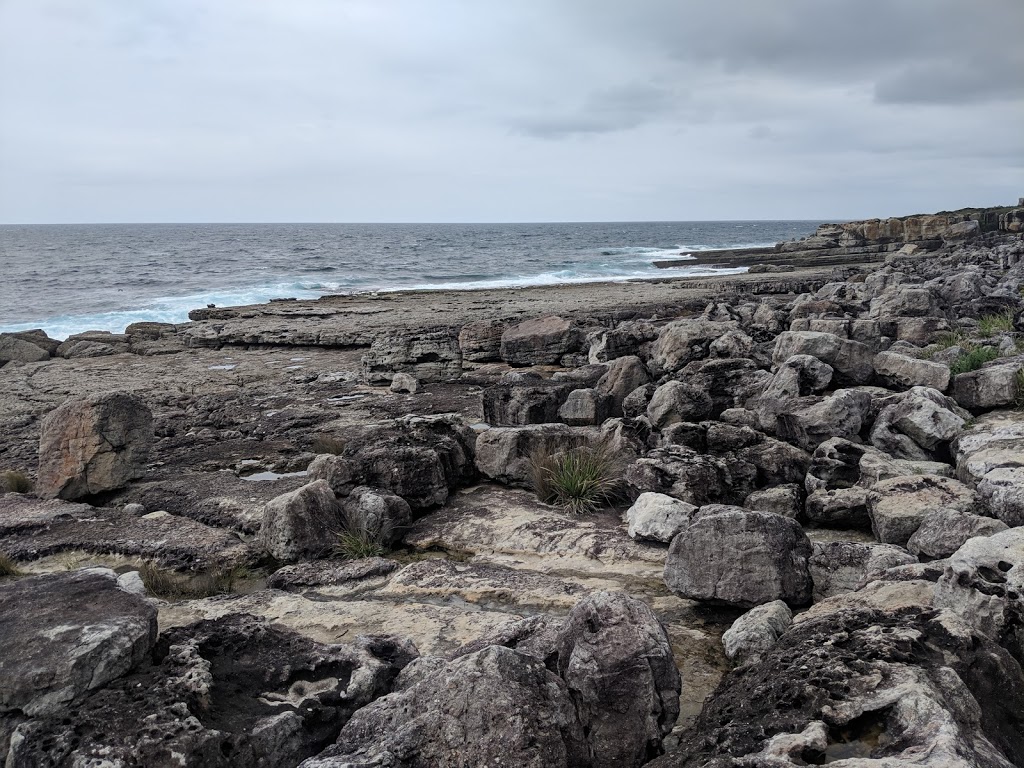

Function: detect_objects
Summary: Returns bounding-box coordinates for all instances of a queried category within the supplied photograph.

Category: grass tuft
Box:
[311,435,347,455]
[978,310,1016,338]
[334,514,393,560]
[138,562,247,600]
[0,551,22,578]
[529,440,621,515]
[1014,370,1024,412]
[950,346,1000,376]
[0,470,32,494]
[933,330,971,351]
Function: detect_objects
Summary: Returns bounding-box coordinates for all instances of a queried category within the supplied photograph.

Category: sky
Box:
[1,0,1022,224]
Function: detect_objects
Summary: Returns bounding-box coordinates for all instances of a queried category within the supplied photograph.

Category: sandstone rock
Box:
[721,600,792,664]
[664,509,812,608]
[774,389,872,452]
[57,339,117,358]
[869,386,968,460]
[557,387,612,426]
[588,320,657,363]
[771,331,874,385]
[952,356,1024,411]
[389,372,419,393]
[808,540,917,601]
[309,646,589,768]
[37,391,153,500]
[361,329,462,384]
[595,355,651,416]
[341,486,412,546]
[648,319,738,375]
[907,508,1009,559]
[868,285,942,319]
[0,333,50,365]
[555,592,681,767]
[476,424,598,486]
[953,410,1024,526]
[626,446,750,506]
[257,480,344,562]
[647,380,713,429]
[744,484,802,519]
[868,475,979,546]
[709,329,754,358]
[626,492,698,543]
[873,350,950,391]
[9,614,408,768]
[482,377,575,425]
[501,316,580,366]
[0,568,157,717]
[459,319,505,362]
[942,219,981,241]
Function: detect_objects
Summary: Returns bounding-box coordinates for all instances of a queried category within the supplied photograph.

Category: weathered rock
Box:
[952,356,1024,411]
[622,383,657,419]
[588,320,657,363]
[868,285,942,319]
[648,319,738,375]
[647,380,713,429]
[57,339,117,358]
[907,507,1009,559]
[558,387,613,426]
[341,486,412,546]
[0,568,157,717]
[257,480,344,562]
[266,557,400,591]
[774,389,872,452]
[476,424,594,486]
[9,614,409,768]
[744,484,802,519]
[953,410,1024,525]
[555,592,681,767]
[808,540,917,601]
[0,333,51,365]
[804,487,872,529]
[595,355,651,416]
[873,350,951,391]
[389,371,419,393]
[483,377,575,425]
[679,357,774,419]
[361,329,462,384]
[459,319,505,362]
[501,315,580,366]
[308,645,590,768]
[708,328,755,359]
[664,509,812,608]
[626,492,698,543]
[721,600,792,665]
[37,391,153,500]
[935,528,1024,663]
[869,386,968,460]
[804,437,873,492]
[771,331,874,385]
[626,446,751,506]
[868,474,979,546]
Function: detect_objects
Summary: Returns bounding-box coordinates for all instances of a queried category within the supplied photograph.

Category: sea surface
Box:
[0,221,825,340]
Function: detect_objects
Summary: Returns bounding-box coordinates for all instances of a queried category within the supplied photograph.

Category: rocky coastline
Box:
[2,202,1024,767]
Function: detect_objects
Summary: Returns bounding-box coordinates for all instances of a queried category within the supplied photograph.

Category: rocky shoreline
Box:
[2,203,1024,767]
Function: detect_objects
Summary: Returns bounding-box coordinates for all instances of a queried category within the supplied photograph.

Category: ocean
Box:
[0,221,825,340]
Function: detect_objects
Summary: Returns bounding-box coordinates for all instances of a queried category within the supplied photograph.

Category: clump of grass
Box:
[335,515,393,560]
[529,441,621,515]
[978,309,1016,338]
[0,470,32,494]
[1013,370,1024,411]
[311,435,346,455]
[0,551,23,578]
[933,329,971,351]
[139,562,246,600]
[950,346,1000,376]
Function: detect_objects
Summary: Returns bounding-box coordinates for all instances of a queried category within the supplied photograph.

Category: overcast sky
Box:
[1,0,1022,223]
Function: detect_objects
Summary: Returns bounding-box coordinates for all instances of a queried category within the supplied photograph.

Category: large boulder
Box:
[807,540,917,601]
[555,592,681,767]
[771,331,874,385]
[648,319,738,375]
[774,389,872,453]
[501,316,580,366]
[307,645,590,768]
[868,285,942,319]
[872,350,951,391]
[626,446,753,506]
[0,333,51,365]
[626,492,697,543]
[869,386,968,461]
[475,424,605,487]
[459,319,505,362]
[664,508,812,608]
[721,600,792,665]
[482,377,575,426]
[340,486,412,546]
[37,392,153,500]
[868,474,979,546]
[256,480,344,562]
[0,568,157,718]
[361,329,462,384]
[679,357,773,418]
[907,508,1008,559]
[595,356,651,416]
[558,388,613,426]
[952,356,1024,411]
[646,380,713,429]
[953,410,1024,526]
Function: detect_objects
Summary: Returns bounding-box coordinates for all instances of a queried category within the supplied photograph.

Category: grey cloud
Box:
[513,83,677,138]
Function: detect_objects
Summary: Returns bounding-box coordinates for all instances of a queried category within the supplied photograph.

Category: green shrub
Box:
[311,435,346,455]
[0,551,22,578]
[139,562,246,600]
[0,470,32,494]
[978,310,1015,338]
[950,346,1000,376]
[529,441,621,515]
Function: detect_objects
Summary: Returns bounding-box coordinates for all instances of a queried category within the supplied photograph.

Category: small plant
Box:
[138,562,246,600]
[0,551,22,578]
[950,346,1000,376]
[0,470,32,494]
[311,435,346,455]
[978,310,1015,338]
[1014,370,1024,411]
[529,440,621,515]
[335,515,392,560]
[933,330,972,351]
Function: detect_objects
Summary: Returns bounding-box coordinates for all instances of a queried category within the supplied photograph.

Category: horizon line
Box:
[0,217,846,227]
